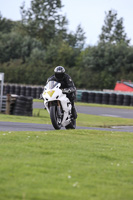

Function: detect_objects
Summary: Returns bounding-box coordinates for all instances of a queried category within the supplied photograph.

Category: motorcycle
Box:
[42,81,76,130]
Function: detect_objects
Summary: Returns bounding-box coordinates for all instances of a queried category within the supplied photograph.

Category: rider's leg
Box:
[67,93,78,119]
[71,100,78,119]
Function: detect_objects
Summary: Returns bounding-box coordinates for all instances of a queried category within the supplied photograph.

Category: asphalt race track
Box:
[34,102,133,119]
[0,102,133,132]
[1,121,133,132]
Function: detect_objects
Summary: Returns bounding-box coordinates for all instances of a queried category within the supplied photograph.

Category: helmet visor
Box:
[55,73,64,80]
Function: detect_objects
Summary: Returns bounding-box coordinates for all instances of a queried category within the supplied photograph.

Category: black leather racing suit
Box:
[47,73,77,119]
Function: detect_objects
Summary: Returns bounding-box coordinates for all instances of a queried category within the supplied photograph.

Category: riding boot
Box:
[72,106,77,119]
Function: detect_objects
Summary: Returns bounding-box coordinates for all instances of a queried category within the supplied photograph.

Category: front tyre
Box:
[65,119,76,129]
[50,106,62,130]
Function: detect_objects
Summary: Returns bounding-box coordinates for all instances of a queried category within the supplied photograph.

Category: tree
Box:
[99,10,130,44]
[0,32,23,62]
[20,0,68,47]
[66,25,86,49]
[0,32,44,63]
[0,13,15,33]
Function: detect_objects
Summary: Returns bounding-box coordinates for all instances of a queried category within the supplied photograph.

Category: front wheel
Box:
[50,106,62,130]
[65,119,76,129]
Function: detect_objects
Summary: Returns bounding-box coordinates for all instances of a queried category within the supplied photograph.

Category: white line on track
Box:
[100,114,121,118]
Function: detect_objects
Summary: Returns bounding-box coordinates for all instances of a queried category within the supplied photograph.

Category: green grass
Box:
[0,129,133,200]
[0,108,133,128]
[77,113,133,127]
[75,102,133,110]
[34,99,133,109]
[0,109,51,124]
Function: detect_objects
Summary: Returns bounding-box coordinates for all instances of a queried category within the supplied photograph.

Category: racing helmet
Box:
[54,66,65,80]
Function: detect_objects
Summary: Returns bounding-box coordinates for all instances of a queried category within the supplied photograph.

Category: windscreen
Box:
[45,81,58,89]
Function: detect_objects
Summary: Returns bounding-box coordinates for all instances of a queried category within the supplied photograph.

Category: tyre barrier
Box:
[3,84,133,107]
[81,92,89,102]
[15,85,21,95]
[31,87,37,99]
[80,91,133,106]
[88,92,95,103]
[10,85,15,94]
[109,93,117,105]
[36,87,43,99]
[123,95,131,106]
[20,86,26,96]
[11,96,33,116]
[94,93,103,104]
[25,86,32,97]
[3,85,10,95]
[116,94,124,105]
[3,84,44,99]
[102,93,110,104]
[130,96,133,106]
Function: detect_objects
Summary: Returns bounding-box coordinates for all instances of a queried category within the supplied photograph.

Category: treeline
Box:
[0,1,133,89]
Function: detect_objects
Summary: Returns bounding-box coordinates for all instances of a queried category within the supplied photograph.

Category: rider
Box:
[47,66,77,119]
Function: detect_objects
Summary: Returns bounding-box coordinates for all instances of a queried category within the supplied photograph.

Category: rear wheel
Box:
[50,106,62,130]
[65,119,76,129]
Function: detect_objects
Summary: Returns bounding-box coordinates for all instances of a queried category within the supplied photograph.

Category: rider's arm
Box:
[64,74,76,93]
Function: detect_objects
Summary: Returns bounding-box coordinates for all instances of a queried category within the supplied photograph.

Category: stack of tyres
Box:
[81,92,89,103]
[26,86,32,97]
[24,97,33,116]
[3,85,10,95]
[20,86,26,96]
[31,87,37,99]
[109,93,117,105]
[116,94,124,105]
[13,96,27,116]
[88,92,95,103]
[123,95,131,106]
[94,93,103,104]
[36,87,43,99]
[13,96,33,116]
[10,85,15,94]
[15,85,21,95]
[10,97,16,115]
[130,95,133,106]
[102,93,110,104]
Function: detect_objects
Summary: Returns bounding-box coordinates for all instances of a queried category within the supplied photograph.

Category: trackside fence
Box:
[0,73,4,112]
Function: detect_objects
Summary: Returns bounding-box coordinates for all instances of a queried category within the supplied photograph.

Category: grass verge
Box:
[34,99,133,109]
[0,129,133,200]
[75,102,133,109]
[0,108,133,128]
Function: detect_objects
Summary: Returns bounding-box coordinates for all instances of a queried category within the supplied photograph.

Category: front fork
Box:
[57,101,62,117]
[48,101,62,117]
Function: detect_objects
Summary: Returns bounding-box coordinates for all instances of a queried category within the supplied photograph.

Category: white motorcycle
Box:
[42,81,76,130]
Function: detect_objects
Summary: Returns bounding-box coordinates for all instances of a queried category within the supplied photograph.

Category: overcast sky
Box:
[0,0,133,45]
